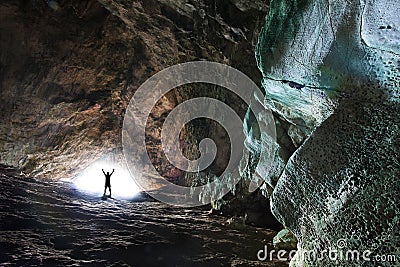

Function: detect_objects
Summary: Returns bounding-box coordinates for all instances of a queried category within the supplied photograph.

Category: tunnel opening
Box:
[72,160,141,200]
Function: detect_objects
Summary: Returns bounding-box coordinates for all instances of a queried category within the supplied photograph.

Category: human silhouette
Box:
[102,169,114,197]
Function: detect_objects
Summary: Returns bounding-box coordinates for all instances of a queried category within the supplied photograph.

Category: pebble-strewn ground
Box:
[0,169,287,266]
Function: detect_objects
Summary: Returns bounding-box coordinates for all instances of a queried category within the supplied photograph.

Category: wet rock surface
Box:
[0,168,287,266]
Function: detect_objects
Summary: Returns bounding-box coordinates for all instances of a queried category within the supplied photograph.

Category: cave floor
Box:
[0,170,286,266]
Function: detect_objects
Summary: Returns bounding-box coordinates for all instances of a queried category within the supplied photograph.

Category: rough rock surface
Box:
[253,0,399,266]
[0,0,283,229]
[0,167,288,266]
[273,228,297,251]
[0,0,267,180]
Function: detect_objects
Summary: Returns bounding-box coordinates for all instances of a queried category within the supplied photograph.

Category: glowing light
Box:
[73,161,141,199]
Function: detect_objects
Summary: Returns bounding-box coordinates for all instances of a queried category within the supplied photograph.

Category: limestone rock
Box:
[255,0,399,266]
[0,0,266,180]
[273,228,297,251]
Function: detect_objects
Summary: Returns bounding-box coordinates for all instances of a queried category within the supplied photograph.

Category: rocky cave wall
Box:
[0,0,291,227]
[3,1,397,263]
[251,0,399,266]
[0,0,268,180]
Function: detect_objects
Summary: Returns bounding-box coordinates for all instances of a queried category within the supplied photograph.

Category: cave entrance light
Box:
[73,161,141,199]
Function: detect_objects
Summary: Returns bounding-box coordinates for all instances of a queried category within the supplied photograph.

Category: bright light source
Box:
[73,161,141,199]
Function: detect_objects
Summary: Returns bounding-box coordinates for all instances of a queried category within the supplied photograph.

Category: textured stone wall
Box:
[0,0,267,181]
[253,0,399,265]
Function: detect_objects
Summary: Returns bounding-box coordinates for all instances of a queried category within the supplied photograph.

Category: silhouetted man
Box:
[102,169,114,197]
